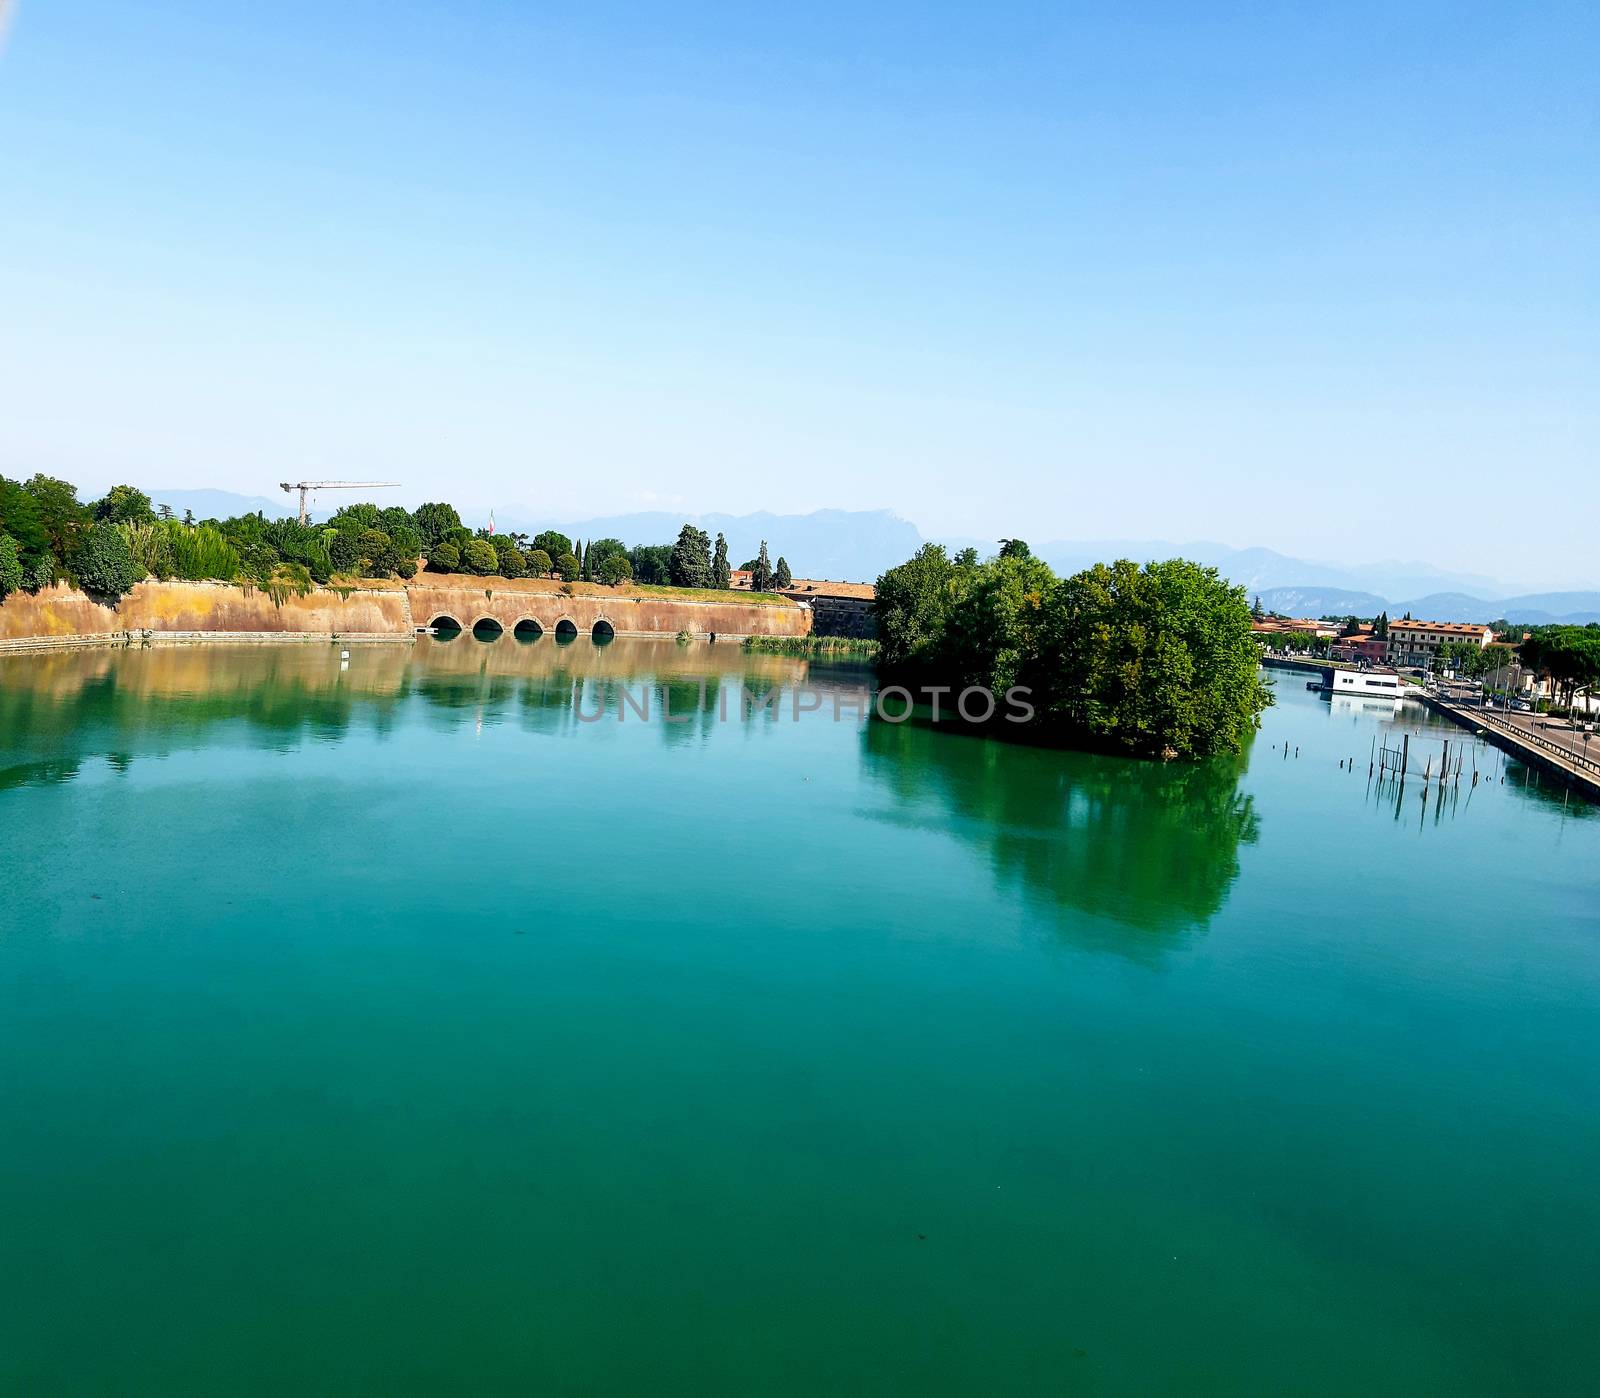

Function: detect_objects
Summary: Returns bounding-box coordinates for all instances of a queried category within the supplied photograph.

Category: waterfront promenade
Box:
[1423,694,1600,802]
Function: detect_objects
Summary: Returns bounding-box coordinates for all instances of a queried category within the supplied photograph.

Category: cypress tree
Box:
[712,533,731,589]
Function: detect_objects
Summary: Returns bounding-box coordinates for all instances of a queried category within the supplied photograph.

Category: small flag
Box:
[488,510,495,536]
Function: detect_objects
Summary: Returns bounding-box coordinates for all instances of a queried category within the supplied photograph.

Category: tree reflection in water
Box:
[861,716,1260,954]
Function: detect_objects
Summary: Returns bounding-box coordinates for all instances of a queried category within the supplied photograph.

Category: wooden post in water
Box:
[1402,733,1409,776]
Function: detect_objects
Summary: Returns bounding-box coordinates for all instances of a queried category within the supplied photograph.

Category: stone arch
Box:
[553,618,579,642]
[591,618,616,642]
[512,618,544,642]
[471,616,505,642]
[429,614,463,639]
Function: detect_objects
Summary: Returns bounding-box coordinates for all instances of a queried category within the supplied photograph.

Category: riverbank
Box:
[1421,692,1600,803]
[0,576,810,652]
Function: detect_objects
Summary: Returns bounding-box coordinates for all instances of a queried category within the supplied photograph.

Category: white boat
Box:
[1321,668,1408,702]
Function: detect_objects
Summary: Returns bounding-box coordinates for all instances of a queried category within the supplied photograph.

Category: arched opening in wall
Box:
[430,614,463,639]
[591,619,616,644]
[472,617,504,642]
[513,619,543,643]
[554,619,579,643]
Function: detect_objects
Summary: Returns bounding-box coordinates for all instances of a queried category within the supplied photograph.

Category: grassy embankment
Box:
[742,635,880,657]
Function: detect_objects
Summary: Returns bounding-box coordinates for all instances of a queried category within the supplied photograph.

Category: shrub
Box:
[164,521,240,581]
[116,520,176,579]
[73,522,142,598]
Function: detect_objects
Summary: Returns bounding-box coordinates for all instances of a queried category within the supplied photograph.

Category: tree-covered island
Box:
[874,543,1273,760]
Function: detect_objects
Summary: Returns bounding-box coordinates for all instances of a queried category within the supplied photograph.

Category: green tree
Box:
[669,525,712,588]
[750,540,773,593]
[598,552,632,585]
[998,538,1031,559]
[461,538,498,575]
[954,546,980,570]
[72,521,142,598]
[412,502,463,551]
[774,556,792,589]
[533,530,573,562]
[94,484,155,524]
[588,537,629,581]
[428,540,462,572]
[630,543,673,584]
[555,550,581,582]
[0,533,22,600]
[0,476,51,572]
[525,548,552,577]
[329,502,382,531]
[22,474,87,563]
[712,533,731,589]
[497,547,527,578]
[1040,558,1270,758]
[874,544,959,670]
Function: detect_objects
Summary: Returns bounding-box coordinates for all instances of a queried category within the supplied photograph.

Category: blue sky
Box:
[1,1,1595,583]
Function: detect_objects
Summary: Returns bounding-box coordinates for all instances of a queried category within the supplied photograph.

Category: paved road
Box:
[1439,698,1600,774]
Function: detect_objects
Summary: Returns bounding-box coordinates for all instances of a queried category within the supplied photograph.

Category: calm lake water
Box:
[2,640,1596,1396]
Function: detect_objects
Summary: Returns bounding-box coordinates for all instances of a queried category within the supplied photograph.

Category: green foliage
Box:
[497,546,527,578]
[597,552,632,585]
[0,476,51,568]
[750,540,773,593]
[1041,558,1271,758]
[461,538,498,575]
[329,502,382,531]
[629,543,673,585]
[1520,626,1600,709]
[263,562,315,606]
[533,530,573,562]
[669,525,712,588]
[21,474,87,562]
[874,549,1271,759]
[875,544,963,669]
[356,529,391,573]
[428,540,462,572]
[72,521,142,598]
[554,550,581,582]
[587,537,628,580]
[164,521,241,581]
[116,520,176,579]
[712,532,731,589]
[0,534,21,600]
[998,538,1031,559]
[774,556,792,589]
[525,548,552,577]
[412,502,463,551]
[94,485,155,524]
[743,634,878,657]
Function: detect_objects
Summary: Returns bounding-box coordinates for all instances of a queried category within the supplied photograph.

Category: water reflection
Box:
[0,640,842,785]
[860,718,1260,952]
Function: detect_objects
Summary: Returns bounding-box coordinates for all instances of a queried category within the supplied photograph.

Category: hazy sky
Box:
[1,2,1595,582]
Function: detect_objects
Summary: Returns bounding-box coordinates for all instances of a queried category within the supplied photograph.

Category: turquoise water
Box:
[2,641,1596,1396]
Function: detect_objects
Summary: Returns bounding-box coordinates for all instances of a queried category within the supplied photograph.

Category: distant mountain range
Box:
[1253,587,1600,627]
[152,490,1600,625]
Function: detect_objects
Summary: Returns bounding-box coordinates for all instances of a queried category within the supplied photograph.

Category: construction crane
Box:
[279,480,399,526]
